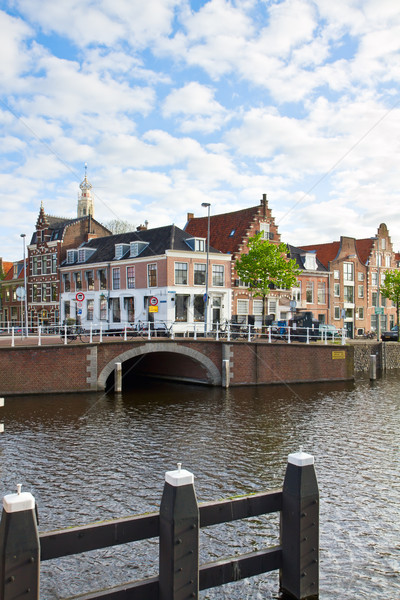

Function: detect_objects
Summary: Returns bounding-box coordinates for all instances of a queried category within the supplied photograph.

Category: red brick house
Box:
[299,223,397,337]
[0,260,26,326]
[185,194,330,326]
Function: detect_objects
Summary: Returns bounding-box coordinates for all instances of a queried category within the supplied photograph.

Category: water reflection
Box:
[1,374,399,598]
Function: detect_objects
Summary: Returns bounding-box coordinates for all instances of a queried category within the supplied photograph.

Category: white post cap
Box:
[288,448,314,467]
[3,485,35,513]
[165,463,194,487]
[0,398,4,407]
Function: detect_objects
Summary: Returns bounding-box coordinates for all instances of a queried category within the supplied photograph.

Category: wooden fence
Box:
[0,451,319,600]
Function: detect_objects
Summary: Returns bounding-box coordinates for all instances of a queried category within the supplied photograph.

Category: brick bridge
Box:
[0,338,354,395]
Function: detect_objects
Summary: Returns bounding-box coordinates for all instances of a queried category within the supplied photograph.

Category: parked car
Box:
[381,325,398,341]
[319,324,339,337]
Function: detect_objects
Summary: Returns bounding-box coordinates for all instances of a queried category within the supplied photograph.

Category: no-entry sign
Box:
[149,296,158,306]
[76,292,85,302]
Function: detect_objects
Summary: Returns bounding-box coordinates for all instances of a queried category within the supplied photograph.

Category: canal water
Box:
[0,373,399,599]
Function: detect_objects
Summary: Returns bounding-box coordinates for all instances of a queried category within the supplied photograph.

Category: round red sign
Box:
[76,292,85,302]
[149,296,158,306]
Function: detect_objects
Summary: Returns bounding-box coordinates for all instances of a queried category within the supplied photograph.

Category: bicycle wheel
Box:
[79,330,91,343]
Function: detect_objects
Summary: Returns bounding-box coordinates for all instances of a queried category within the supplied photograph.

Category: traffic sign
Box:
[77,302,83,309]
[149,306,158,313]
[149,296,158,306]
[76,292,85,302]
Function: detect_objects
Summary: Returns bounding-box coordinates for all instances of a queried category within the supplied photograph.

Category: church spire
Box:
[77,163,94,218]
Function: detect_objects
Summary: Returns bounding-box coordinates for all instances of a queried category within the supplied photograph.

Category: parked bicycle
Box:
[60,325,91,343]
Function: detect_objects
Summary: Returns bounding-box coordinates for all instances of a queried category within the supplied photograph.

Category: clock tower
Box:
[77,164,94,218]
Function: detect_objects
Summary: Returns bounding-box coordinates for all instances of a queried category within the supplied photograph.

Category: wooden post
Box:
[221,359,230,388]
[370,354,377,380]
[0,485,40,600]
[280,449,319,600]
[159,464,199,599]
[115,362,122,392]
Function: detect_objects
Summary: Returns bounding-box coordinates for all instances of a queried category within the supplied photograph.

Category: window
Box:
[334,306,340,319]
[87,299,94,320]
[67,250,77,264]
[344,286,354,303]
[259,223,270,240]
[376,254,382,267]
[358,285,364,298]
[212,265,224,287]
[100,297,107,320]
[130,241,148,257]
[33,284,38,302]
[86,270,94,290]
[111,298,121,322]
[385,255,391,267]
[52,283,57,302]
[237,299,249,324]
[175,262,188,285]
[148,264,157,287]
[334,283,340,297]
[317,282,326,304]
[268,299,277,318]
[334,270,339,279]
[381,238,386,250]
[194,295,205,322]
[253,300,263,319]
[42,285,48,302]
[127,266,135,289]
[194,238,205,252]
[64,301,70,319]
[343,263,354,282]
[358,272,364,281]
[74,272,82,291]
[371,272,378,286]
[98,269,107,290]
[32,257,38,275]
[292,282,301,302]
[42,256,49,274]
[306,282,313,303]
[358,307,364,319]
[52,254,57,273]
[175,295,189,321]
[115,244,129,260]
[372,291,378,307]
[112,268,120,290]
[124,297,135,321]
[194,264,206,286]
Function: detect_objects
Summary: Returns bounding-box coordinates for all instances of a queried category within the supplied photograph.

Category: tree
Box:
[103,219,136,234]
[235,233,301,322]
[380,269,400,341]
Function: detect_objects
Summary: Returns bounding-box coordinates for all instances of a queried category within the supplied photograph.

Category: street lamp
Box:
[20,234,29,337]
[201,202,211,335]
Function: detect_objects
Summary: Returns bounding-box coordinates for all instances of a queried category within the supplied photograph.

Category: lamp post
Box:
[20,234,29,337]
[201,202,211,335]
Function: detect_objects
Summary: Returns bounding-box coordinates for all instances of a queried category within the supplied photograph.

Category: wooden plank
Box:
[199,489,282,527]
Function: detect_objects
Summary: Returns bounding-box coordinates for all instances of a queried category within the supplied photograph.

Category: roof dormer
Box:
[115,243,130,259]
[301,251,318,270]
[130,241,148,257]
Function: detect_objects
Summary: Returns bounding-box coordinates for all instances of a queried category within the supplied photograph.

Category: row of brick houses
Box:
[1,176,399,337]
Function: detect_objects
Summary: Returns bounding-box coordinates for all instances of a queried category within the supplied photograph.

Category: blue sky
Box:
[1,0,400,260]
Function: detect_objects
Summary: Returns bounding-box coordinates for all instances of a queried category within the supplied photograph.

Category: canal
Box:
[0,373,399,599]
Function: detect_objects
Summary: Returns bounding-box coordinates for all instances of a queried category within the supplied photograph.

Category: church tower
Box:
[77,164,94,218]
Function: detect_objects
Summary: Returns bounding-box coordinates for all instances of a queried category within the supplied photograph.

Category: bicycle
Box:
[60,325,91,343]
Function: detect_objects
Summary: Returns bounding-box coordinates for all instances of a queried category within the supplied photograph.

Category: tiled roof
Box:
[298,242,341,268]
[184,205,265,254]
[1,261,13,276]
[355,238,374,264]
[3,260,25,281]
[63,224,221,265]
[299,238,374,267]
[287,245,328,272]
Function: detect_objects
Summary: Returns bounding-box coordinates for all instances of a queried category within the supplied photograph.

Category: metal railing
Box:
[0,320,347,346]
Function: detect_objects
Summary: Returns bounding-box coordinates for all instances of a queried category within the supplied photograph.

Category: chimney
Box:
[187,212,194,221]
[136,222,148,231]
[261,193,267,217]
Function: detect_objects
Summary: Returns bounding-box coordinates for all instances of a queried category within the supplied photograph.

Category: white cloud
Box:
[163,82,229,132]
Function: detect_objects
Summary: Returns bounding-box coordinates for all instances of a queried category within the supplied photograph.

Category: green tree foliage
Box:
[380,269,400,340]
[235,233,301,318]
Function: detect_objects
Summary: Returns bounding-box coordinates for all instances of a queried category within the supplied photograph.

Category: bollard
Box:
[280,449,319,600]
[114,362,122,392]
[0,485,40,600]
[0,398,4,434]
[159,464,199,600]
[370,354,377,380]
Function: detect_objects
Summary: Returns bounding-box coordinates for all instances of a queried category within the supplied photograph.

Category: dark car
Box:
[381,325,399,341]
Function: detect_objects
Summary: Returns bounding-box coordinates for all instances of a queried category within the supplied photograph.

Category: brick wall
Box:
[0,340,354,396]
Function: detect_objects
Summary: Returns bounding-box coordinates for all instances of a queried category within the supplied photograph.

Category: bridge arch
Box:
[98,342,221,389]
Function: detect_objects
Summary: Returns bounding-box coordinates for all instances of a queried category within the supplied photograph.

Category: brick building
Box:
[299,223,397,337]
[0,260,26,326]
[59,224,232,333]
[26,172,111,327]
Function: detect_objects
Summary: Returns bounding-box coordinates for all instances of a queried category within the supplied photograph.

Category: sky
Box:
[1,0,400,261]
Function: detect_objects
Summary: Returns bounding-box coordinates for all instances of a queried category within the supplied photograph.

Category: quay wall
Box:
[353,341,400,372]
[0,340,354,395]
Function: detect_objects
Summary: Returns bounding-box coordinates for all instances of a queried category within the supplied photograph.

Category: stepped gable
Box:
[185,203,275,255]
